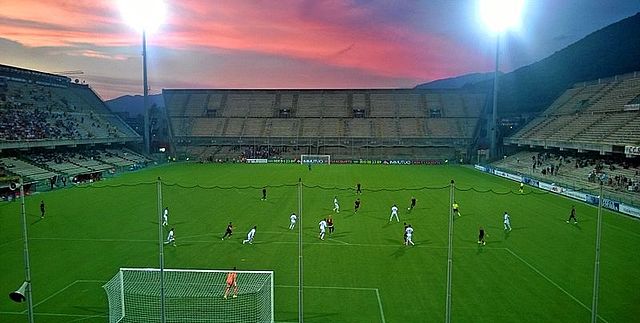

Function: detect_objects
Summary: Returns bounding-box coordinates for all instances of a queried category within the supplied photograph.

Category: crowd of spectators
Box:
[0,105,128,141]
[1,80,127,141]
[0,107,81,141]
[528,151,639,193]
[530,152,564,176]
[239,146,287,159]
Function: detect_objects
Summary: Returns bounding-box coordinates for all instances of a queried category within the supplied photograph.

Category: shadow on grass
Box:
[565,221,582,230]
[391,245,407,258]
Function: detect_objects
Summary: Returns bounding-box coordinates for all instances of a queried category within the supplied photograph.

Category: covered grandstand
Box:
[505,71,640,154]
[164,88,488,161]
[498,71,640,206]
[0,65,147,195]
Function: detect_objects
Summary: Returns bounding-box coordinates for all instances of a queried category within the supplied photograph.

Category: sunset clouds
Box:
[0,0,638,99]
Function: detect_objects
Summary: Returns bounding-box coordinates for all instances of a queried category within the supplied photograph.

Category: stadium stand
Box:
[0,64,141,149]
[0,65,148,196]
[492,151,639,203]
[164,89,487,161]
[506,71,640,152]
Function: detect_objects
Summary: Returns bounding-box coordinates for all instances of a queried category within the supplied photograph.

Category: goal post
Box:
[103,268,274,323]
[300,154,330,165]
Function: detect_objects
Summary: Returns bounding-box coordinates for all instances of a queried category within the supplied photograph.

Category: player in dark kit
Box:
[222,222,233,240]
[327,216,334,235]
[356,183,362,194]
[40,200,45,218]
[566,206,578,224]
[408,197,416,211]
[478,227,486,245]
[403,222,409,244]
[261,187,267,201]
[354,198,361,212]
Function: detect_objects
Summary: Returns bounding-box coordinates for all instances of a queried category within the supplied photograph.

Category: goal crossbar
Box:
[103,268,274,323]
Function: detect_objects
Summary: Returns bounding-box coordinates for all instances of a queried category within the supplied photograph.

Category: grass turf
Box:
[0,163,639,322]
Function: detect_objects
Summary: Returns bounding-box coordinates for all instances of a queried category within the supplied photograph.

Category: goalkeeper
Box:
[224,267,238,299]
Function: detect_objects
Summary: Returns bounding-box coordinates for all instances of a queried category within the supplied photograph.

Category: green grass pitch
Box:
[1,163,639,322]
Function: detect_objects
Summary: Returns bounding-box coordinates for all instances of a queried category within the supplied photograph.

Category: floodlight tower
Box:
[478,0,524,159]
[119,0,166,155]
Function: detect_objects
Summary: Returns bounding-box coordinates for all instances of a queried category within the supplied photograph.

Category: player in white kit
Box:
[332,196,340,213]
[389,204,399,222]
[162,207,169,226]
[164,227,176,246]
[319,219,327,240]
[289,213,297,230]
[243,226,257,244]
[503,212,512,231]
[405,225,414,246]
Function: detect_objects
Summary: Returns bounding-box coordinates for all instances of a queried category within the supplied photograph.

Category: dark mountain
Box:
[416,13,640,115]
[477,12,640,115]
[415,72,499,90]
[105,94,164,116]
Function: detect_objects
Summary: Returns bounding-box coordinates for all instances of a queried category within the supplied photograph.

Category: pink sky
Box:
[0,0,638,99]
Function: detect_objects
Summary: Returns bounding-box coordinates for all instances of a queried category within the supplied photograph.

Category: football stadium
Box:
[1,1,640,322]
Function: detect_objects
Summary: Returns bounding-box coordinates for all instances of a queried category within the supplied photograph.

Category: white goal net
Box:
[103,268,274,323]
[300,154,330,164]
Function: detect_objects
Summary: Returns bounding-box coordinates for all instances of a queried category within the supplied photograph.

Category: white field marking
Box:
[276,284,377,291]
[505,248,609,323]
[30,280,104,311]
[0,311,108,318]
[30,237,154,243]
[276,285,385,323]
[28,236,505,250]
[375,288,387,323]
[0,238,22,247]
[183,230,298,240]
[327,237,350,245]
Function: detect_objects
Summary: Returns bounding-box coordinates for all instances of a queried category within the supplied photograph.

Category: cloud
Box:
[0,0,490,83]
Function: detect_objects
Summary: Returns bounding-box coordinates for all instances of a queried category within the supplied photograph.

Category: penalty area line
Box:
[28,280,105,313]
[29,236,506,250]
[0,311,108,319]
[276,285,385,323]
[505,248,609,323]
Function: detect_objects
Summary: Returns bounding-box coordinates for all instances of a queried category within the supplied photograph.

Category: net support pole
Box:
[591,183,603,323]
[157,177,166,323]
[19,178,35,323]
[445,179,454,323]
[297,178,304,323]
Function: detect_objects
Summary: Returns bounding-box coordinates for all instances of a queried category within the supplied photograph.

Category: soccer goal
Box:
[300,154,330,164]
[103,268,274,323]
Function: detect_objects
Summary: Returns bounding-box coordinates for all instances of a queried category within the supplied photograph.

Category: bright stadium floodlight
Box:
[478,0,524,33]
[118,0,166,156]
[477,0,525,160]
[118,1,166,321]
[118,0,166,33]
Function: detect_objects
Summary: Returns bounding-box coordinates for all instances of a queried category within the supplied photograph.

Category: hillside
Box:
[415,72,498,90]
[105,94,164,116]
[417,12,640,116]
[481,12,640,115]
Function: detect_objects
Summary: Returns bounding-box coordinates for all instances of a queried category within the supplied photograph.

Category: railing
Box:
[0,137,141,150]
[489,164,639,208]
